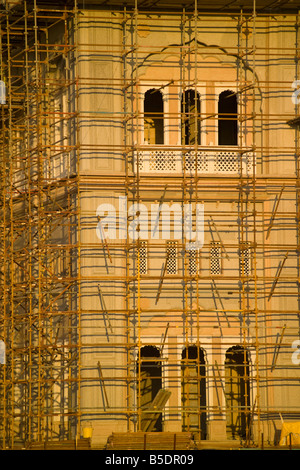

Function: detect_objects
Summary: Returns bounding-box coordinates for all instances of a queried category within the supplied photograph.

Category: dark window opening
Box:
[181,346,207,439]
[225,345,251,440]
[218,90,238,146]
[181,90,201,145]
[138,345,162,431]
[144,89,164,144]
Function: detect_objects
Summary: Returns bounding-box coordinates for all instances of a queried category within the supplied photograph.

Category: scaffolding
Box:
[0,0,300,450]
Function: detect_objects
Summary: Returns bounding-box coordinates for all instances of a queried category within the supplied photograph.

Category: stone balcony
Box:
[136,146,255,176]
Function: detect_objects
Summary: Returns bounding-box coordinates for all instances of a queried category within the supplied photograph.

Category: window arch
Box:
[144,89,164,144]
[181,345,207,439]
[181,89,201,145]
[218,90,238,146]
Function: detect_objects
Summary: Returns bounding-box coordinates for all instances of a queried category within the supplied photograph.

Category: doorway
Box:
[225,345,250,440]
[181,345,207,439]
[138,345,162,431]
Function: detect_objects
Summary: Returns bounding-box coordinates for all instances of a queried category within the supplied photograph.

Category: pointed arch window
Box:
[218,90,238,146]
[181,89,201,145]
[144,89,164,144]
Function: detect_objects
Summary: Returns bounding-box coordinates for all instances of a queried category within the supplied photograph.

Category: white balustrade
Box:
[136,147,255,175]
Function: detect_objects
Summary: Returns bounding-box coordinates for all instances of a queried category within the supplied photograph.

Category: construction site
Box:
[0,0,300,451]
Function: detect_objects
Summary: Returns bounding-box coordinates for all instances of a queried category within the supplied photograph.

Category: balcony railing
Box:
[136,147,255,175]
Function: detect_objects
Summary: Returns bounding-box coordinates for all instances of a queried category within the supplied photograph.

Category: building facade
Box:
[0,0,300,449]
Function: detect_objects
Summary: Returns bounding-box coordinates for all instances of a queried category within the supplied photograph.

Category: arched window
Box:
[225,345,250,440]
[181,90,201,145]
[218,90,238,145]
[138,345,162,431]
[181,346,207,439]
[144,89,164,144]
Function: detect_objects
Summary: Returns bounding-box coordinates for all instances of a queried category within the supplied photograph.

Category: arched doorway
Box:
[138,345,162,431]
[144,89,164,145]
[181,345,207,439]
[225,345,250,440]
[218,90,238,145]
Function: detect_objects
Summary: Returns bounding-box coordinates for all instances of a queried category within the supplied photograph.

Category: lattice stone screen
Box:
[239,245,252,276]
[184,151,209,173]
[137,149,254,175]
[210,242,222,275]
[150,150,177,172]
[188,249,199,275]
[215,151,239,173]
[139,241,148,274]
[166,241,178,275]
